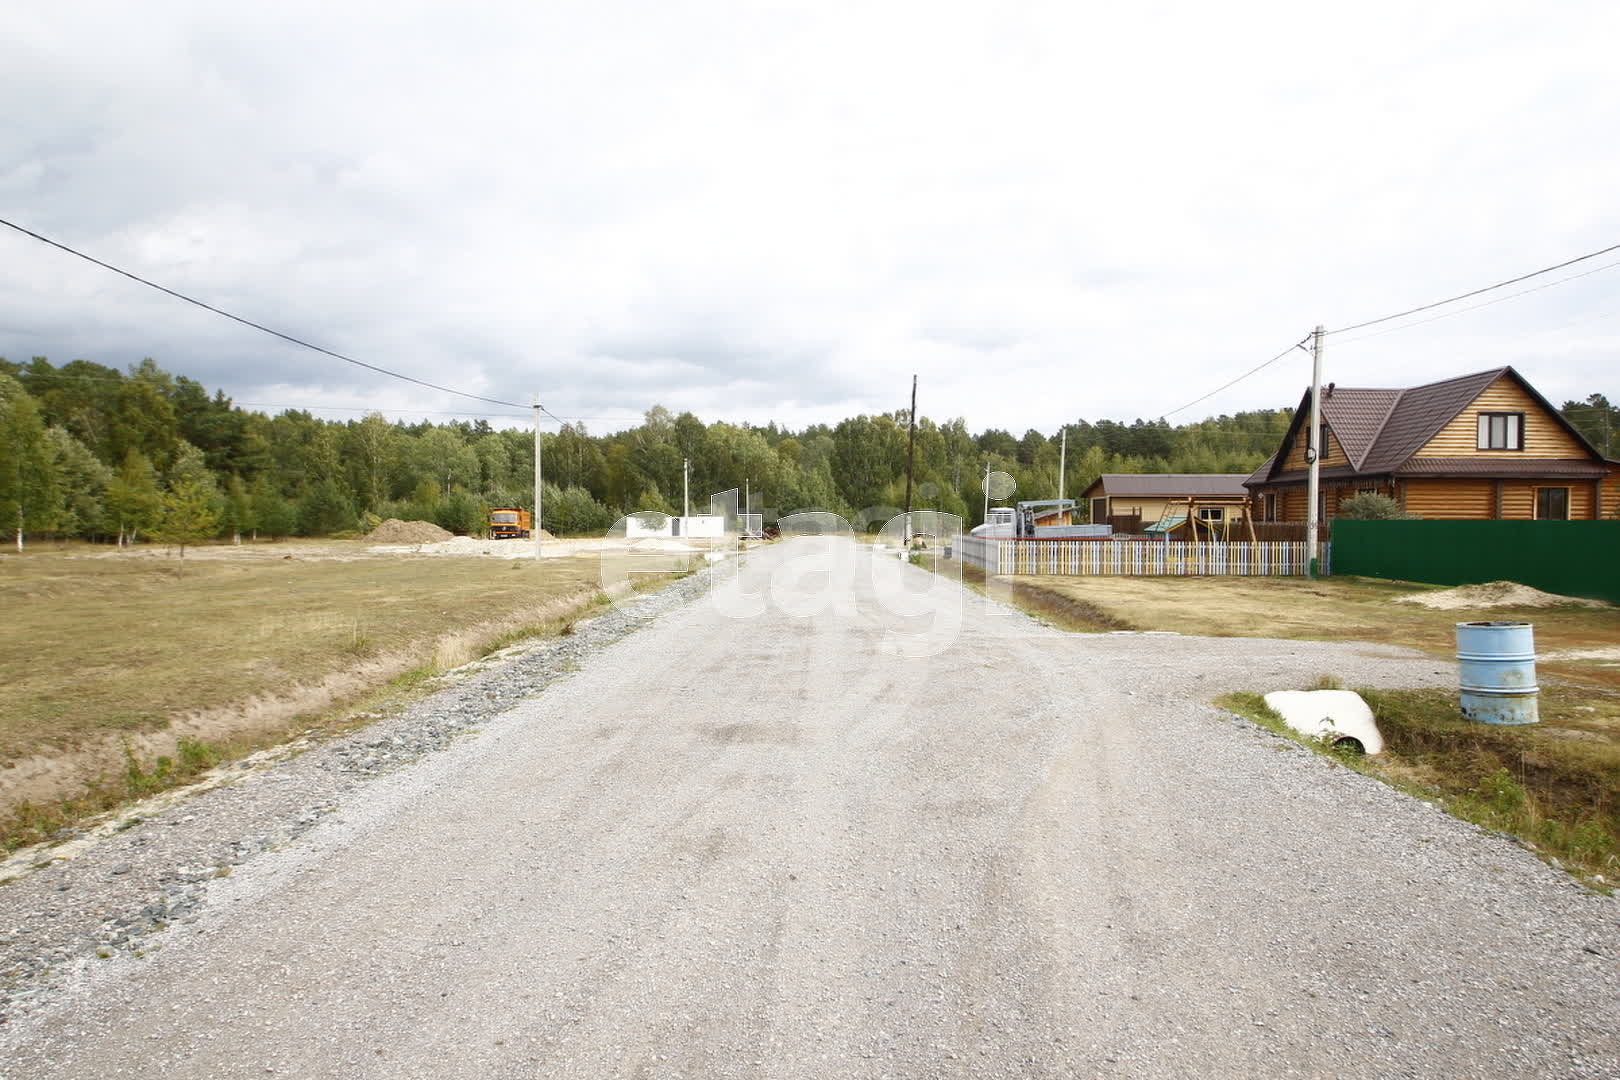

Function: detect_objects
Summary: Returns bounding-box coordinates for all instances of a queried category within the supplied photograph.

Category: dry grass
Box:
[955,563,1132,633]
[0,540,612,846]
[1021,574,1620,690]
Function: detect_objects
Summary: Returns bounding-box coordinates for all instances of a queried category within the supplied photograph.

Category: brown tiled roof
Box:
[1395,457,1608,478]
[1360,369,1506,472]
[1091,473,1251,498]
[1319,388,1401,469]
[1263,459,1608,485]
[1253,465,1368,487]
[1246,366,1607,489]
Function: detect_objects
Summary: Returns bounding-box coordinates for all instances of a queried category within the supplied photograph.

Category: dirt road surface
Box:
[5,539,1617,1078]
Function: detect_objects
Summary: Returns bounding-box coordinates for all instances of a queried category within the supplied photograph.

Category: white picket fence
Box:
[954,536,1329,577]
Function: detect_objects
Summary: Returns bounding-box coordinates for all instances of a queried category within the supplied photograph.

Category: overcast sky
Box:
[4,1,1618,436]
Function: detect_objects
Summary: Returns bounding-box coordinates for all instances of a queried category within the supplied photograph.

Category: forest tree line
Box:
[2,355,1614,544]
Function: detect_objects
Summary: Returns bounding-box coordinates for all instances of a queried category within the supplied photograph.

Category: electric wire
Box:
[234,402,528,419]
[9,365,649,424]
[0,216,529,410]
[5,370,533,419]
[1327,239,1620,335]
[1159,335,1312,420]
[1160,240,1620,422]
[1333,259,1620,345]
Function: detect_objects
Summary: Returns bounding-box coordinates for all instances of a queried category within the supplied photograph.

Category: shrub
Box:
[1337,492,1416,520]
[434,486,487,535]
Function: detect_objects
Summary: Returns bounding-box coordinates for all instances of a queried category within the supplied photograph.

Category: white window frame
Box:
[1477,412,1524,451]
[1196,506,1225,522]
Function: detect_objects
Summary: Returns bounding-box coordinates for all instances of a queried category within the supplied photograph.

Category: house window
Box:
[1263,493,1277,522]
[1535,487,1570,520]
[1196,507,1225,522]
[1302,424,1330,462]
[1477,412,1524,450]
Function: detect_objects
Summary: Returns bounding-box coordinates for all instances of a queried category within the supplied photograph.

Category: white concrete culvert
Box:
[1263,689,1387,755]
[2,541,1616,1079]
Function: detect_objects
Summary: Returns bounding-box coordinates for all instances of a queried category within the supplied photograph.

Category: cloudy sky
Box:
[4,1,1618,435]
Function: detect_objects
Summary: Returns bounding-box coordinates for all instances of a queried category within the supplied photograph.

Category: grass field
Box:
[0,540,618,848]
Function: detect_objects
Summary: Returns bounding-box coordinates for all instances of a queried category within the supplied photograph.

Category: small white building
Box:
[624,514,728,540]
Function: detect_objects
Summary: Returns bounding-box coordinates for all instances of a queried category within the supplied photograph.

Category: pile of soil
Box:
[1396,580,1608,610]
[364,519,454,544]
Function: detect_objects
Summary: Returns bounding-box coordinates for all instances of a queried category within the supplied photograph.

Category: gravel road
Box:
[2,539,1616,1078]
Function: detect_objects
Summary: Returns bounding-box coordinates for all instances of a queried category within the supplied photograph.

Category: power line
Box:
[235,402,528,419]
[1160,335,1312,419]
[8,368,686,428]
[6,369,532,418]
[1159,240,1620,421]
[1333,258,1620,345]
[1327,239,1620,335]
[0,216,529,410]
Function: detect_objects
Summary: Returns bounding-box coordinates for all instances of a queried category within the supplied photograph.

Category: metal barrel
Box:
[1455,621,1539,725]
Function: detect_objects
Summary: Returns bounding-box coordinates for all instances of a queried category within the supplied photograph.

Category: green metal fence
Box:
[1330,520,1620,605]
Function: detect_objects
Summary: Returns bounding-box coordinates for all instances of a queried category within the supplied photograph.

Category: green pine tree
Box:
[151,476,220,573]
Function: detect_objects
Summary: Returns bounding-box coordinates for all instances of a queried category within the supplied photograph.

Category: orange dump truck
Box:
[488,507,532,540]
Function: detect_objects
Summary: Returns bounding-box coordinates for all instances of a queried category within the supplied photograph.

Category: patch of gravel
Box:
[367,534,577,557]
[0,570,713,1025]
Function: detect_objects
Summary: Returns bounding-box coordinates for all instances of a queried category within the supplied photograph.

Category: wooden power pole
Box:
[1306,326,1324,578]
[903,374,917,540]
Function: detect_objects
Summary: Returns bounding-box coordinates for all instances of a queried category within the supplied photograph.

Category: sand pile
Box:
[424,536,503,556]
[365,519,453,543]
[1396,580,1608,610]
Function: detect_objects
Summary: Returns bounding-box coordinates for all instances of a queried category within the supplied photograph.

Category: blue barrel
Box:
[1455,621,1539,725]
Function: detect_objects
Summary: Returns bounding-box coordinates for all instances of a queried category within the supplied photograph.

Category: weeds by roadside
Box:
[952,563,1135,633]
[3,736,231,853]
[1218,685,1619,890]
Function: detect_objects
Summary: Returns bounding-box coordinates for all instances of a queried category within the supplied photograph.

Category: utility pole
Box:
[541,399,554,566]
[1058,427,1067,519]
[903,374,917,543]
[683,458,690,520]
[1306,325,1324,578]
